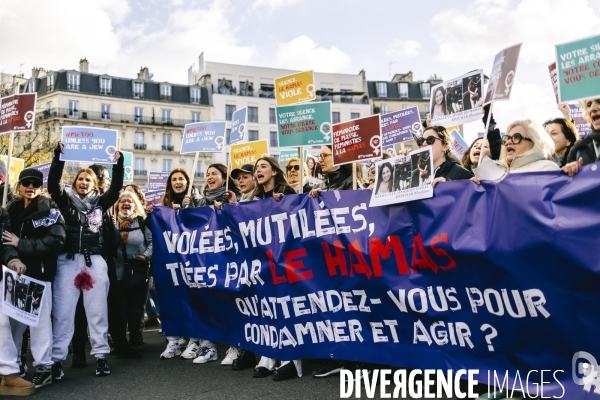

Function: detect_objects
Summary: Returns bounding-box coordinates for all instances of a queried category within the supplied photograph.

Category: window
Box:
[218,78,234,95]
[134,132,145,150]
[162,109,171,124]
[162,159,172,172]
[195,162,204,178]
[321,88,333,101]
[269,108,276,124]
[68,100,79,117]
[68,73,79,90]
[225,105,236,121]
[46,75,54,91]
[424,105,430,113]
[101,104,111,120]
[248,130,259,142]
[377,82,387,97]
[380,104,388,114]
[239,81,253,97]
[259,84,274,98]
[160,85,171,100]
[190,88,200,103]
[134,158,145,176]
[248,107,258,123]
[270,131,278,147]
[100,77,111,94]
[421,83,431,98]
[398,82,408,98]
[402,105,408,110]
[332,112,340,124]
[46,102,52,112]
[351,112,360,120]
[162,134,172,151]
[192,111,200,123]
[134,107,143,123]
[341,91,353,103]
[133,81,144,98]
[226,129,231,145]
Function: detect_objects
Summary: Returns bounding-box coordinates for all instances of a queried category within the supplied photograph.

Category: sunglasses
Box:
[286,165,300,171]
[20,179,42,188]
[501,133,533,146]
[416,136,442,147]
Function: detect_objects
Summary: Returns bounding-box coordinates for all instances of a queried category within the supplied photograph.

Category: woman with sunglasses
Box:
[4,168,66,389]
[285,158,310,194]
[417,126,473,187]
[309,145,356,197]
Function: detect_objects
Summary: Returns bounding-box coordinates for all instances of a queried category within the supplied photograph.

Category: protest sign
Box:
[568,104,592,138]
[332,114,382,165]
[230,108,247,145]
[381,107,423,146]
[556,34,600,103]
[229,140,269,170]
[548,62,560,103]
[2,266,47,327]
[0,93,37,134]
[430,70,484,127]
[278,149,308,164]
[484,43,522,104]
[369,147,434,207]
[59,126,118,164]
[0,155,25,185]
[274,70,316,106]
[151,166,600,398]
[31,162,51,188]
[449,127,469,158]
[181,121,227,154]
[277,102,332,148]
[144,190,164,207]
[148,171,170,191]
[121,150,133,182]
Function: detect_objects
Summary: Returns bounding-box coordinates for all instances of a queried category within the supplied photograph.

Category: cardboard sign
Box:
[484,43,522,104]
[278,149,308,164]
[230,108,247,145]
[31,162,51,188]
[60,126,118,164]
[274,70,316,106]
[556,34,600,103]
[147,171,170,191]
[381,107,423,146]
[430,70,484,128]
[568,104,592,139]
[2,266,48,327]
[144,190,164,207]
[230,140,269,170]
[368,147,434,207]
[181,121,227,154]
[277,102,332,148]
[449,128,469,158]
[121,151,133,182]
[0,93,37,134]
[332,114,382,166]
[0,155,25,185]
[548,62,560,104]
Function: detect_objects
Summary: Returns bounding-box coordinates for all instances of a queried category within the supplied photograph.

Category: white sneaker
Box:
[220,346,239,366]
[180,341,201,360]
[177,338,189,348]
[193,347,218,364]
[160,341,182,359]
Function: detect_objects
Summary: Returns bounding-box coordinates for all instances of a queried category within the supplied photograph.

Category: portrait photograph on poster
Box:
[430,70,484,127]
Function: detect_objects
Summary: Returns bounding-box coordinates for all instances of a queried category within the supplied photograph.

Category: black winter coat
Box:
[7,196,66,281]
[0,208,20,266]
[435,159,474,181]
[567,132,600,167]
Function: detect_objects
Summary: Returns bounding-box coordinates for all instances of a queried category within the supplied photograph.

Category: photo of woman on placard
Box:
[375,162,394,194]
[411,152,432,187]
[4,270,15,307]
[431,86,447,118]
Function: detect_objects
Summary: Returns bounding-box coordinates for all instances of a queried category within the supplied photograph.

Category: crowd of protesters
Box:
[0,97,598,396]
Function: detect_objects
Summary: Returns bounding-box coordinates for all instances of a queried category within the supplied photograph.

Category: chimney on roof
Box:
[138,67,150,80]
[31,67,40,79]
[79,58,89,72]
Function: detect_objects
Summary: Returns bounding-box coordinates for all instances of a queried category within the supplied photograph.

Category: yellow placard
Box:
[274,70,316,106]
[229,140,269,170]
[0,155,25,185]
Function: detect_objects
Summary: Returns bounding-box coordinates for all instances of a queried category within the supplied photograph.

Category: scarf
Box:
[203,185,226,205]
[118,213,136,249]
[68,190,101,214]
[289,177,309,194]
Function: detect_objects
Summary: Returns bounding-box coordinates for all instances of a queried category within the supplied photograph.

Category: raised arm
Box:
[99,152,124,212]
[48,143,69,209]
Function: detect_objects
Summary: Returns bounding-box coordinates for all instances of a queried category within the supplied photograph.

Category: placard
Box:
[0,156,25,185]
[430,70,484,128]
[148,171,170,191]
[381,107,423,146]
[277,102,332,148]
[274,70,316,106]
[484,43,522,104]
[229,140,269,170]
[31,162,51,188]
[0,93,37,134]
[59,126,118,164]
[278,149,308,164]
[2,266,47,327]
[332,114,382,165]
[121,151,133,182]
[556,34,600,103]
[181,122,227,154]
[449,127,469,158]
[568,104,592,139]
[229,108,247,145]
[144,190,164,207]
[548,62,560,104]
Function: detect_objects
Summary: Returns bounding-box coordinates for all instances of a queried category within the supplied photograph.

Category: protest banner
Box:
[568,104,592,138]
[0,93,37,134]
[332,114,382,166]
[0,155,25,185]
[31,162,51,188]
[230,108,248,145]
[144,190,164,207]
[181,121,227,154]
[483,43,522,104]
[59,126,118,164]
[229,140,269,170]
[151,166,600,399]
[274,70,316,106]
[449,127,469,158]
[556,34,600,103]
[278,149,308,164]
[381,107,423,146]
[121,150,134,182]
[277,102,332,148]
[548,62,560,103]
[2,266,48,327]
[369,148,434,207]
[148,171,170,191]
[430,70,484,128]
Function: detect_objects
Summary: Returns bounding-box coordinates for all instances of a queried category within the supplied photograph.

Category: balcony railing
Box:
[133,92,144,99]
[134,170,147,176]
[194,172,205,178]
[162,145,174,151]
[100,89,112,95]
[67,84,79,91]
[160,95,172,101]
[134,143,147,150]
[38,108,194,128]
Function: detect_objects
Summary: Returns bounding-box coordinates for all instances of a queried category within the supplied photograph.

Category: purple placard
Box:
[381,107,423,146]
[568,104,592,139]
[145,190,164,207]
[30,162,51,188]
[147,171,170,191]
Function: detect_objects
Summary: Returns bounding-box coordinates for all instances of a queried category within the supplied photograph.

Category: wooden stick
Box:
[2,132,14,208]
[477,101,495,168]
[188,151,199,196]
[298,146,303,193]
[352,162,357,190]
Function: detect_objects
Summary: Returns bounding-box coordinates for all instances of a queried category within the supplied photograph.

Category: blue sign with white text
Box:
[230,108,247,145]
[181,121,227,154]
[59,126,118,164]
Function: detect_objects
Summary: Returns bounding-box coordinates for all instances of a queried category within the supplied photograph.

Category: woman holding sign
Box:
[47,142,123,379]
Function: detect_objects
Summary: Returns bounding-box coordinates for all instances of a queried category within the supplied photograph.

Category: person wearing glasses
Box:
[4,168,66,389]
[285,157,310,194]
[309,145,356,197]
[416,126,473,188]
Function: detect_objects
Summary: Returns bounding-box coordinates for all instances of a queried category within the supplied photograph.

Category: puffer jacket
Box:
[312,167,357,191]
[435,159,474,181]
[566,130,600,167]
[0,208,20,266]
[7,195,66,281]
